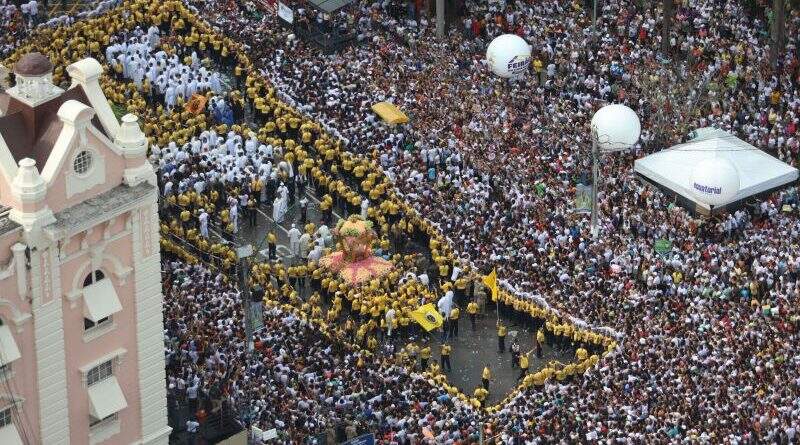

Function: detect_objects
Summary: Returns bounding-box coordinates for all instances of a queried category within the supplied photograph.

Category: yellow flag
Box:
[483,268,499,302]
[410,303,444,332]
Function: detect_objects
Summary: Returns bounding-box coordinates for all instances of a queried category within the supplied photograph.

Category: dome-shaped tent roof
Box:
[14,52,53,76]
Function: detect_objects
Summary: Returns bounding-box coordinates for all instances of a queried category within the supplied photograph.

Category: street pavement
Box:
[413,307,574,405]
[221,189,576,405]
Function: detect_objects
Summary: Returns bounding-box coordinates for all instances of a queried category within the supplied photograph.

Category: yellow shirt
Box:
[482,367,491,380]
[519,354,529,370]
[498,325,507,337]
[420,347,431,359]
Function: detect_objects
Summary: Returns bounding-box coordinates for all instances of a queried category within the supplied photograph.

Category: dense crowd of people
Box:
[163,259,488,444]
[6,0,800,442]
[1,0,35,59]
[170,0,800,441]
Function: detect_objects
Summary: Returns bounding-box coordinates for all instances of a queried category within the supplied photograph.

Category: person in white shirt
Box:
[288,224,302,257]
[186,418,200,444]
[385,307,396,337]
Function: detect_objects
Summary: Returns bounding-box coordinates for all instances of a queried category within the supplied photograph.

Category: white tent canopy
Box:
[634,128,799,212]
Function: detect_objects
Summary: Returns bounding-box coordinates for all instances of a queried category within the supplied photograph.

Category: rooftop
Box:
[50,182,156,233]
[0,85,109,169]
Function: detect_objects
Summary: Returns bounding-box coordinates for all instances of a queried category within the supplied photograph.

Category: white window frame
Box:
[89,412,117,428]
[83,315,115,342]
[79,348,126,388]
[73,150,94,177]
[86,360,113,387]
[65,146,105,200]
[88,412,120,445]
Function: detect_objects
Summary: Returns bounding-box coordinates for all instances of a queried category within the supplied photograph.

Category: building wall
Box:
[0,56,167,445]
[31,245,71,443]
[60,221,142,445]
[43,127,127,216]
[0,229,41,444]
[131,201,171,445]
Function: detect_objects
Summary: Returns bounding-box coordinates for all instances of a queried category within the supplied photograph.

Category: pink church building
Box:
[0,53,171,444]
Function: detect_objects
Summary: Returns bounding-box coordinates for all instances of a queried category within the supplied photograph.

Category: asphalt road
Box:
[226,189,576,405]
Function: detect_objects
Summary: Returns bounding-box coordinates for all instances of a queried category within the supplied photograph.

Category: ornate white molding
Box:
[0,298,32,334]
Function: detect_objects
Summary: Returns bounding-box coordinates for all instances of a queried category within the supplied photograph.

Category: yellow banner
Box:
[411,303,444,331]
[483,268,499,302]
[371,101,409,125]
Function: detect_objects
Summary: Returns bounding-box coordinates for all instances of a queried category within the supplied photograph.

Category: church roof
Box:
[0,86,109,169]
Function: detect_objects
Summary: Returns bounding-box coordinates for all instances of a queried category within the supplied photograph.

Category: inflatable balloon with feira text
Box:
[319,216,393,285]
[486,34,532,79]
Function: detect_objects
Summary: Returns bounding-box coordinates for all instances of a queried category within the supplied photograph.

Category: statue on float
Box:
[319,215,393,285]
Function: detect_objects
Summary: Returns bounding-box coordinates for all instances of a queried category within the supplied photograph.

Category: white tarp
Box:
[88,376,127,419]
[83,279,123,322]
[0,423,24,445]
[0,324,21,366]
[634,128,798,210]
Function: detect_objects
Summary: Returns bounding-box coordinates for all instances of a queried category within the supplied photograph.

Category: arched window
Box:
[82,270,105,287]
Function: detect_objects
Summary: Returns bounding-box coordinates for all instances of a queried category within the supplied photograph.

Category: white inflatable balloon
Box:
[591,104,641,152]
[690,157,740,207]
[486,34,531,78]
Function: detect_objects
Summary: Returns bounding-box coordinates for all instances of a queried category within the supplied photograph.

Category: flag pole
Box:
[494,269,500,328]
[496,288,500,329]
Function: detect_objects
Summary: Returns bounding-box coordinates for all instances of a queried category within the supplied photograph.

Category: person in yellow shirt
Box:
[497,322,507,353]
[438,262,449,286]
[536,328,545,358]
[449,306,460,338]
[406,341,419,368]
[482,365,492,391]
[473,387,488,406]
[576,346,588,361]
[467,301,478,331]
[518,353,529,380]
[440,343,452,372]
[266,231,277,259]
[420,345,431,369]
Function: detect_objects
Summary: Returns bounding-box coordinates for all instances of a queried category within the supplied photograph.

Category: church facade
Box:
[0,53,170,444]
